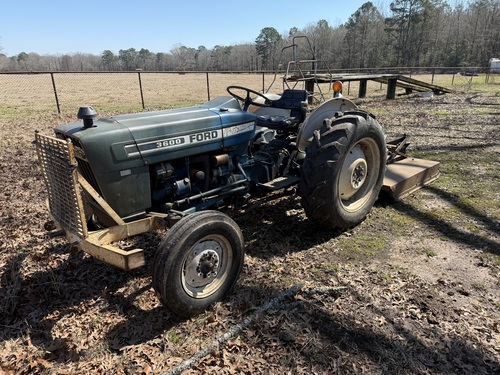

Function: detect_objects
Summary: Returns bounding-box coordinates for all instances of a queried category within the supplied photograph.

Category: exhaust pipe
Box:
[77,106,97,128]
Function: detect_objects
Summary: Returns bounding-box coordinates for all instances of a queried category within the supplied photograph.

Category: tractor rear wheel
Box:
[299,111,386,230]
[153,211,244,317]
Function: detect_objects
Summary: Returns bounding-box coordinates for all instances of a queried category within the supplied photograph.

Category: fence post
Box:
[206,72,210,101]
[137,71,145,109]
[50,73,61,114]
[262,73,265,93]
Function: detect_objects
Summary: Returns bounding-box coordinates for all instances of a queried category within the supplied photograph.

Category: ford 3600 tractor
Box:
[35,81,438,316]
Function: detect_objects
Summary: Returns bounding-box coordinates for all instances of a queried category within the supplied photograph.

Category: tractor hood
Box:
[56,96,256,167]
[53,96,256,219]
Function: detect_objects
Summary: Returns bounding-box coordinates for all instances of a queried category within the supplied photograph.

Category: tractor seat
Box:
[256,89,308,131]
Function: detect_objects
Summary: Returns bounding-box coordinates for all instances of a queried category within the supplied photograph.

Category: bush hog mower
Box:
[35,45,440,316]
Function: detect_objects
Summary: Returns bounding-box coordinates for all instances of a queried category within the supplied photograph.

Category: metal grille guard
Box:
[35,132,165,270]
[35,132,88,238]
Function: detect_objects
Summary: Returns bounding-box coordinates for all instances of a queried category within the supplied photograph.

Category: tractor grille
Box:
[55,132,103,196]
[75,157,103,196]
[35,132,88,238]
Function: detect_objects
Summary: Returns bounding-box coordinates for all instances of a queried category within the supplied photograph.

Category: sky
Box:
[0,0,390,56]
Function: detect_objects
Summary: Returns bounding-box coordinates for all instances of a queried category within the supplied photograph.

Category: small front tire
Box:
[153,211,244,317]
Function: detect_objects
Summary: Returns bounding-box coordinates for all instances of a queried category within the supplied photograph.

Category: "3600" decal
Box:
[156,137,185,148]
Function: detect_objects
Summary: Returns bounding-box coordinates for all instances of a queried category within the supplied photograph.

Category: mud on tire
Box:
[299,110,386,230]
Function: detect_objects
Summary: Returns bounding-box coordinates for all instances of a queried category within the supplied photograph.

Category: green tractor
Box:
[36,42,440,316]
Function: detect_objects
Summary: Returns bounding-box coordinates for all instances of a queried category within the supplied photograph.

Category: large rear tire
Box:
[299,111,386,230]
[153,211,244,317]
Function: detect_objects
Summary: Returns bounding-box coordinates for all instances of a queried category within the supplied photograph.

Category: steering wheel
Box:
[226,85,272,111]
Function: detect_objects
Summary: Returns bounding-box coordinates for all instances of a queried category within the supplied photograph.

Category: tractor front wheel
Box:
[153,211,244,317]
[299,111,386,230]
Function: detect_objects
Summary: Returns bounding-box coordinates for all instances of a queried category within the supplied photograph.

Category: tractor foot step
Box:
[259,176,300,191]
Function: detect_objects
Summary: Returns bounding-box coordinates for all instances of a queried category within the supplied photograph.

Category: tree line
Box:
[1,0,498,72]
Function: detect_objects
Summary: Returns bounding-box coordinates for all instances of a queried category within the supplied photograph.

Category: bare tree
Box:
[463,0,500,65]
[155,52,172,71]
[211,45,232,71]
[170,44,197,71]
[300,20,346,69]
[60,55,72,71]
[195,46,211,71]
[344,2,385,68]
[230,43,258,71]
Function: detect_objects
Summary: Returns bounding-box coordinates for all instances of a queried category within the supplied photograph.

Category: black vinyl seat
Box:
[256,89,308,131]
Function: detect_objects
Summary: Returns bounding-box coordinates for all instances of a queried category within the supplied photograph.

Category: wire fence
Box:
[1,70,496,120]
[0,72,287,119]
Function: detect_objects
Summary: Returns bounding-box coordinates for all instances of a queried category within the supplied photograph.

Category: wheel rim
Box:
[182,234,232,299]
[338,137,381,212]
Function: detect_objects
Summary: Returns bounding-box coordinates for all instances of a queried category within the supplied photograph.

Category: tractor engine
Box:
[149,152,246,212]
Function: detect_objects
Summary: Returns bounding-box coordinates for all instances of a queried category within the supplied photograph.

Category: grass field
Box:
[0,73,499,374]
[1,71,492,119]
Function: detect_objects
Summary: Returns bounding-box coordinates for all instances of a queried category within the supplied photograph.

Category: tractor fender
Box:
[297,97,357,152]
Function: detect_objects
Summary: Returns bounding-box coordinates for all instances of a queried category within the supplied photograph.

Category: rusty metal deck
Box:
[382,157,440,199]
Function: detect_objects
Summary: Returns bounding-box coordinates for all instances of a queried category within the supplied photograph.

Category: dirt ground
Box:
[0,85,499,374]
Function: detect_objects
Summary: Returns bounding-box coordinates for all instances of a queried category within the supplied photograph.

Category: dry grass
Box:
[1,71,488,119]
[0,73,499,374]
[1,72,287,119]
